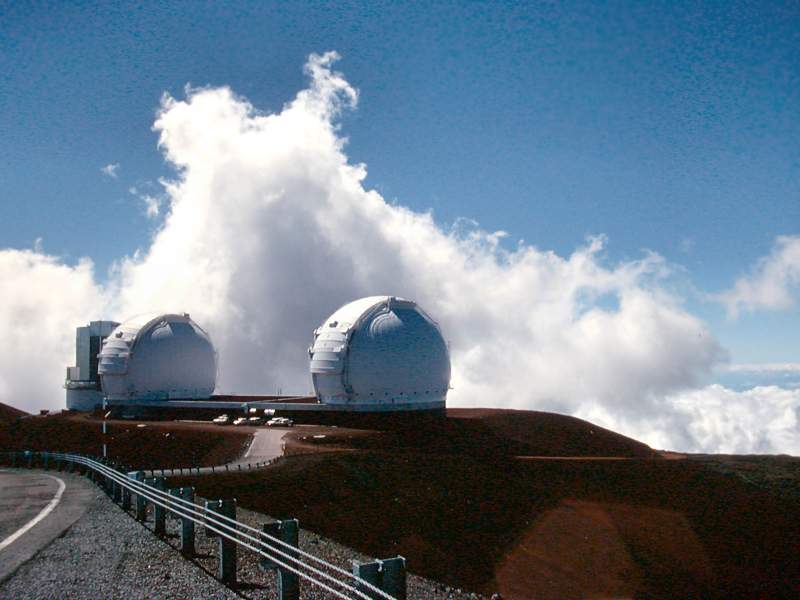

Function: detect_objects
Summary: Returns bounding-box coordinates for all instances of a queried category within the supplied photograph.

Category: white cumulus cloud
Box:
[717,235,800,317]
[0,52,794,455]
[0,250,107,412]
[661,385,799,455]
[101,163,120,178]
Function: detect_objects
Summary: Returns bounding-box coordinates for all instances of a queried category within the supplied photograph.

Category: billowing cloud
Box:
[0,249,106,411]
[0,53,794,455]
[655,385,798,455]
[101,163,120,178]
[717,235,800,317]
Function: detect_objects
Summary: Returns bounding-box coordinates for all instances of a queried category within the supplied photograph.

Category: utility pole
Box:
[102,397,108,458]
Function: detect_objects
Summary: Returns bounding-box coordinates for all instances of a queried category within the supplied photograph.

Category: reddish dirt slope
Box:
[300,408,655,459]
[176,409,799,599]
[1,413,250,469]
[0,401,28,424]
[448,408,656,457]
[0,402,28,448]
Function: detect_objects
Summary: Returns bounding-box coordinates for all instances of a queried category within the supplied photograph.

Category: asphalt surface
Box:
[0,476,239,600]
[0,471,483,600]
[141,427,291,476]
[0,470,94,583]
[237,427,288,464]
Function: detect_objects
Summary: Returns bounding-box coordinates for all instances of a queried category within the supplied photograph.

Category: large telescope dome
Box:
[98,313,217,402]
[309,296,450,410]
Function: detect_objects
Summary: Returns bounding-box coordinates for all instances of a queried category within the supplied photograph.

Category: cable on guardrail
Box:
[26,452,384,600]
[62,454,390,600]
[3,452,401,600]
[108,457,372,585]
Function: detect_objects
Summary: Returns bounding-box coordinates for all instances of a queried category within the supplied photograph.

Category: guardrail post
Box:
[113,475,122,503]
[260,519,300,600]
[11,452,17,468]
[25,451,32,469]
[122,475,132,510]
[204,500,220,537]
[102,459,112,494]
[42,452,49,470]
[179,487,195,556]
[107,460,115,494]
[380,556,406,600]
[133,471,146,521]
[353,556,407,600]
[207,499,237,584]
[153,478,166,536]
[144,476,156,514]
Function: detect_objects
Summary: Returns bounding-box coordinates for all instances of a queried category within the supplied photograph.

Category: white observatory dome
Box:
[309,296,450,410]
[98,313,217,402]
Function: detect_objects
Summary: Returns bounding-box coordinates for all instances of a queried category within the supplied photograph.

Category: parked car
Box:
[247,416,263,426]
[267,417,294,427]
[232,417,248,426]
[213,414,230,425]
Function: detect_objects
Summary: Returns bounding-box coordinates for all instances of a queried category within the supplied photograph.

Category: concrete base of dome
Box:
[316,397,446,412]
[105,396,445,413]
[65,386,105,412]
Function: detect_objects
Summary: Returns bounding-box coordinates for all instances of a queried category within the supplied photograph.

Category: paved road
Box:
[141,427,292,477]
[0,470,94,583]
[236,427,288,464]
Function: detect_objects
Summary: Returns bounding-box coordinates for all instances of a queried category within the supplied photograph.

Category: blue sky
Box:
[1,0,798,367]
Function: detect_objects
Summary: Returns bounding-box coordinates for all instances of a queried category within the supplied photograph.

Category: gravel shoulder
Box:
[0,474,483,600]
[0,482,239,600]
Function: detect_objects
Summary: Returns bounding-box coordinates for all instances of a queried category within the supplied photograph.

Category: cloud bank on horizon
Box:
[717,236,800,318]
[1,53,798,454]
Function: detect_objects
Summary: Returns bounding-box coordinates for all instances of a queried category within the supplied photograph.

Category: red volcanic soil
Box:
[0,412,250,469]
[173,408,799,599]
[0,401,28,425]
[448,408,656,457]
[4,406,797,598]
[0,402,28,449]
[290,408,655,458]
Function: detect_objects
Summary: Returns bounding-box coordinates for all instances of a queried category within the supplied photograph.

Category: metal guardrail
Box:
[3,451,406,600]
[137,455,283,478]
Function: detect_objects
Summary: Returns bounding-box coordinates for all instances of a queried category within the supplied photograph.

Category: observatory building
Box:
[65,320,120,411]
[97,313,217,403]
[308,296,450,411]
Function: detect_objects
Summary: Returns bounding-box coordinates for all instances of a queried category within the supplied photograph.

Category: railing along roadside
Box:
[1,451,406,600]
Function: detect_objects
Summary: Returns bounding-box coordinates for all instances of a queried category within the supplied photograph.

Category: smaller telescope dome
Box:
[309,296,450,411]
[98,313,217,402]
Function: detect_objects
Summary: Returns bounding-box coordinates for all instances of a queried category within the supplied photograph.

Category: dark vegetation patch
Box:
[0,413,249,469]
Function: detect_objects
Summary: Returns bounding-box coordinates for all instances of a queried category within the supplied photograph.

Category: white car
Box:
[267,417,294,427]
[213,414,230,425]
[232,417,248,426]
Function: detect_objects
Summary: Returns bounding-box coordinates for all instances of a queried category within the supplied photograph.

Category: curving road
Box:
[0,470,95,583]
